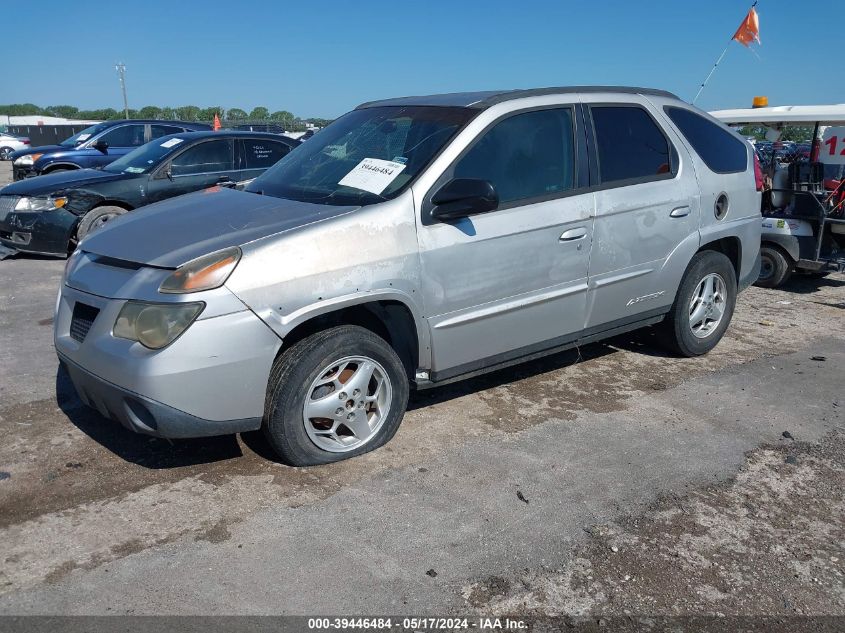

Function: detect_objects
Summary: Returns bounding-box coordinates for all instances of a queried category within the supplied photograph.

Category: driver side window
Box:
[98,124,146,148]
[453,108,576,205]
[171,140,234,176]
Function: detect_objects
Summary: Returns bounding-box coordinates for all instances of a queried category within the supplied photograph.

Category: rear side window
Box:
[590,106,673,185]
[171,139,234,176]
[453,108,576,204]
[238,139,292,170]
[151,124,186,140]
[665,106,748,173]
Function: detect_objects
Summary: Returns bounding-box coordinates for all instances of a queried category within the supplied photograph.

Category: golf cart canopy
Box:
[710,104,845,126]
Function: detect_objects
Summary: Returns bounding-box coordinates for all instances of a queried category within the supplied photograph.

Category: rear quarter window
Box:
[665,106,748,174]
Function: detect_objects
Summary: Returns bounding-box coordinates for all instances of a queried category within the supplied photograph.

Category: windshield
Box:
[245,106,475,205]
[103,136,185,174]
[60,122,112,147]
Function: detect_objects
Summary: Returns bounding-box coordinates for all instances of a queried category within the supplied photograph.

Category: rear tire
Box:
[657,250,737,357]
[76,205,128,241]
[756,244,793,288]
[263,325,409,466]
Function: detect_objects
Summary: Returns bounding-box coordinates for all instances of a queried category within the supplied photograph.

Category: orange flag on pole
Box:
[213,113,221,131]
[732,7,761,47]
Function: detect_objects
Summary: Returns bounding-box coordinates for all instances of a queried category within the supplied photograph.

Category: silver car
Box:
[55,87,761,465]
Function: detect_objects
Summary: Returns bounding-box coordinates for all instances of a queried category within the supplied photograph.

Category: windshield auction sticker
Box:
[160,138,184,148]
[338,158,406,195]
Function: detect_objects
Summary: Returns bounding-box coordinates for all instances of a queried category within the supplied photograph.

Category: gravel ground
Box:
[0,161,843,626]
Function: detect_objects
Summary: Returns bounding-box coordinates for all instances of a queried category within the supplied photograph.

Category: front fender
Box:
[64,189,108,217]
[35,159,82,174]
[248,289,432,370]
[761,233,800,262]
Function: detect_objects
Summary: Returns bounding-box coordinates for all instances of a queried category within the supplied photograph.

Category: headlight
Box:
[14,195,67,212]
[113,301,204,349]
[13,153,42,166]
[159,247,241,294]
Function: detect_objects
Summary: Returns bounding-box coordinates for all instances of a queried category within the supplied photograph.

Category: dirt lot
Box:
[0,161,843,624]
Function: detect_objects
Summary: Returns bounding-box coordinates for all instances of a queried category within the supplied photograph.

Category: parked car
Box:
[9,120,211,180]
[55,87,760,466]
[0,132,30,160]
[0,131,299,256]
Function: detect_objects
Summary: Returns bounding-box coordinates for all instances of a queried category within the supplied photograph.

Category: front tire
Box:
[263,325,409,466]
[756,244,793,288]
[76,205,128,241]
[0,147,13,161]
[658,250,737,357]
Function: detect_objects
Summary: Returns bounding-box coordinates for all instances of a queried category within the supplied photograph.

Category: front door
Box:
[88,123,147,168]
[146,138,236,203]
[416,106,595,378]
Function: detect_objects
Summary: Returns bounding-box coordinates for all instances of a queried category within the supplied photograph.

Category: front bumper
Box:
[0,208,78,257]
[12,165,35,181]
[55,283,282,438]
[59,353,262,438]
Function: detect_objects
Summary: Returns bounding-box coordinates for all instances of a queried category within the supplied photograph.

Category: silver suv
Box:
[55,87,761,465]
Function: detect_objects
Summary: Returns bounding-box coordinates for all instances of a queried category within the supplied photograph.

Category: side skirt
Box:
[415,307,668,389]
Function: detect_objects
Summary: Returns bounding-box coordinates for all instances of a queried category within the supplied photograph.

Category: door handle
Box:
[217,177,237,188]
[559,227,587,241]
[670,206,690,218]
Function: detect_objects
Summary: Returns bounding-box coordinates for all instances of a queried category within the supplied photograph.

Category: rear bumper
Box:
[739,253,762,292]
[59,353,262,438]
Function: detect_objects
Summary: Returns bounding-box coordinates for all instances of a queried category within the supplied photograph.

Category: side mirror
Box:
[430,178,498,221]
[92,140,109,153]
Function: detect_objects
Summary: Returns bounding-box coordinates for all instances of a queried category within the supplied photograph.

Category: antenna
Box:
[115,63,129,119]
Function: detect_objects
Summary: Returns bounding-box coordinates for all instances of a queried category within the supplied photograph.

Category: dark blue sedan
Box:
[0,131,299,256]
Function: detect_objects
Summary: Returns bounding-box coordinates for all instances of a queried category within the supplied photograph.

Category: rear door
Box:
[415,104,595,378]
[582,98,700,329]
[234,138,293,184]
[146,138,236,203]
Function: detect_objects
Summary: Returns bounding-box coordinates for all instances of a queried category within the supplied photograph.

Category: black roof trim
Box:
[357,86,681,110]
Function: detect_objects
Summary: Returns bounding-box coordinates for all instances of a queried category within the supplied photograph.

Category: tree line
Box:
[0,103,332,128]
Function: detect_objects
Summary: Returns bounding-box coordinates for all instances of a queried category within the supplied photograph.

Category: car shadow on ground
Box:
[779,274,845,295]
[56,363,247,469]
[57,328,675,469]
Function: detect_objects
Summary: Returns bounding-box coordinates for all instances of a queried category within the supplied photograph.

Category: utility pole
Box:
[115,63,129,119]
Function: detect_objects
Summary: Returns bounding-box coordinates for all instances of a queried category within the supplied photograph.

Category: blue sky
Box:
[5,0,843,118]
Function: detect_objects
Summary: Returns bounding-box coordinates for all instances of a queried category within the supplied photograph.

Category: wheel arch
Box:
[272,296,425,380]
[91,200,134,212]
[697,236,742,282]
[41,162,81,174]
[760,234,800,263]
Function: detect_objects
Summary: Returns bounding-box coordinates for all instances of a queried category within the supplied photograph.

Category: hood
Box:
[79,187,359,268]
[1,168,131,196]
[9,144,64,160]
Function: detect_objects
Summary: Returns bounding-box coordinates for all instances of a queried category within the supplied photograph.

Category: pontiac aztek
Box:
[55,87,761,465]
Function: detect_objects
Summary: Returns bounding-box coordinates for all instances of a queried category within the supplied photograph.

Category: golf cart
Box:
[711,104,845,288]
